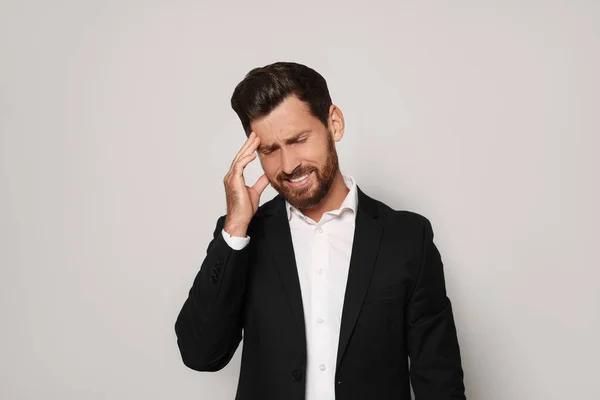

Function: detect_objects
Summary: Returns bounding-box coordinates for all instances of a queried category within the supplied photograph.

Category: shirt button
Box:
[292,369,303,381]
[316,227,323,234]
[319,364,326,371]
[317,268,323,276]
[317,317,324,324]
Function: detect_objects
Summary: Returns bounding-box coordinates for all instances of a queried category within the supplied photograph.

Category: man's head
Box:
[230,62,345,210]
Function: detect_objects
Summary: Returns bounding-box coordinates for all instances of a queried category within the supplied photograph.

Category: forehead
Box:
[250,96,322,142]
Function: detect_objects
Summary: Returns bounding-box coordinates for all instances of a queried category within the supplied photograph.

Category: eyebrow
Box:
[258,131,311,153]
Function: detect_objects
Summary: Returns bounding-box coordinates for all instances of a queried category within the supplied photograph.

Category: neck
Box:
[301,171,349,222]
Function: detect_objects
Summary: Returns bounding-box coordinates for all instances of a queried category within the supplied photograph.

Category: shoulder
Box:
[360,188,433,235]
[253,194,284,220]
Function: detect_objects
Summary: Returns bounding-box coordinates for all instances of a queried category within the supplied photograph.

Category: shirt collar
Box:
[285,174,358,221]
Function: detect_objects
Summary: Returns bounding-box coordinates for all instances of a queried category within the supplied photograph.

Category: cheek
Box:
[304,147,328,166]
[259,157,279,177]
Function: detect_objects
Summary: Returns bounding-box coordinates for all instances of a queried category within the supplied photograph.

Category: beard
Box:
[270,134,339,210]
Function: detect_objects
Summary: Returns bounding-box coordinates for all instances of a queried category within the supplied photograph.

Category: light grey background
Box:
[1,1,599,399]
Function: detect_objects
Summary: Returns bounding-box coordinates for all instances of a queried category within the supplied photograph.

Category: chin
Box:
[288,190,325,210]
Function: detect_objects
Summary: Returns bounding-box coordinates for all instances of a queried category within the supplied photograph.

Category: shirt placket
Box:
[310,223,334,400]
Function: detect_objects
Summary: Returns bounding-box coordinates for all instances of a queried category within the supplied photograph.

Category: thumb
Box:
[251,174,270,196]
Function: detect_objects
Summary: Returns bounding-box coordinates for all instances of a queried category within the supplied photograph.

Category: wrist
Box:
[224,221,248,237]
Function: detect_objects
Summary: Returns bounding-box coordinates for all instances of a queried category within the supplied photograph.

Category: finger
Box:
[241,132,261,159]
[251,174,270,196]
[231,142,260,174]
[231,136,254,167]
[225,147,255,181]
[232,132,258,166]
[230,132,254,167]
[231,152,257,176]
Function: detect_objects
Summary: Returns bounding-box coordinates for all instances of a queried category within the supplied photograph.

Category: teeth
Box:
[290,173,309,183]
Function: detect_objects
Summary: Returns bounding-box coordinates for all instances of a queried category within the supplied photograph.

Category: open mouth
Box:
[285,171,312,189]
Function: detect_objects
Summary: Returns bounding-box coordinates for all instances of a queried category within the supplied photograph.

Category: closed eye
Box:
[259,132,310,155]
[260,147,278,156]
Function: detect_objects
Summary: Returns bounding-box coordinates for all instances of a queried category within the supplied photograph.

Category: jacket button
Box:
[210,274,219,284]
[291,369,303,381]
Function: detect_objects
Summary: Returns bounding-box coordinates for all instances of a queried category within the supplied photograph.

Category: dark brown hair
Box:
[231,62,332,136]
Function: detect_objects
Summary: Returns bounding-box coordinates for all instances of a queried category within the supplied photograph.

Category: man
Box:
[175,62,466,400]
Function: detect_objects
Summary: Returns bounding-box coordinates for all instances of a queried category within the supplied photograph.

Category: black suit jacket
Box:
[175,187,466,400]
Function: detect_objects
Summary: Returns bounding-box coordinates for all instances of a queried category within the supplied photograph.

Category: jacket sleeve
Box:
[175,215,250,371]
[406,217,466,399]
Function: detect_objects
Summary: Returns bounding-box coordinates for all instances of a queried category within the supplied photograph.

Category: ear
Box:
[328,104,345,142]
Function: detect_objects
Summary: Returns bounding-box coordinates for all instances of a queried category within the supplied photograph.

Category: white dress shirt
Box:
[222,175,358,400]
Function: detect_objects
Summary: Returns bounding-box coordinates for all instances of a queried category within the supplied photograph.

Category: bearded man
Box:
[175,62,466,400]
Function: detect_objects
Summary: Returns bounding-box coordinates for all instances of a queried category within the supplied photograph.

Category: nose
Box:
[280,147,300,176]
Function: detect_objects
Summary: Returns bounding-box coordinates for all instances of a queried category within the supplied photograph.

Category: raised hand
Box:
[223,132,270,237]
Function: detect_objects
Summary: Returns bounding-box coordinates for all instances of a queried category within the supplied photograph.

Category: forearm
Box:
[175,216,250,371]
[408,299,465,399]
[407,217,466,399]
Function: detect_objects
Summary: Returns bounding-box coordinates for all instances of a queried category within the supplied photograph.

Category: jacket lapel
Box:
[336,187,383,369]
[262,197,307,352]
[260,188,383,370]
